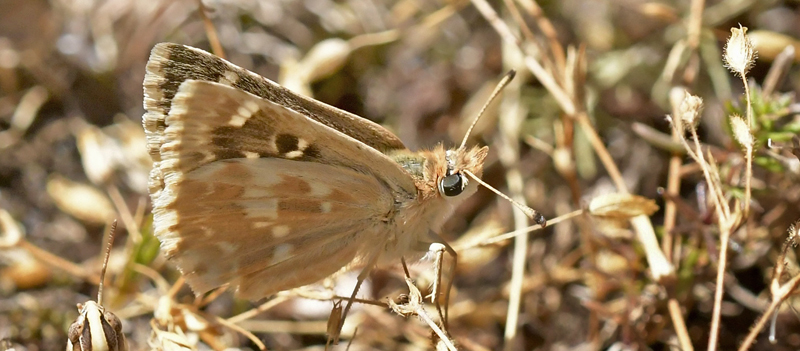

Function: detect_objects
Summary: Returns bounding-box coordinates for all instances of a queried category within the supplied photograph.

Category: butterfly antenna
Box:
[459,70,517,150]
[97,220,118,306]
[462,170,547,227]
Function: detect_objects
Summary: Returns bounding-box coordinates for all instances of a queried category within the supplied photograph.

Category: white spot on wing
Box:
[270,244,293,265]
[243,100,259,114]
[254,221,272,228]
[285,150,304,159]
[321,202,332,213]
[216,241,239,254]
[229,100,260,127]
[309,182,332,197]
[229,113,248,127]
[200,151,215,164]
[243,198,278,220]
[219,70,240,86]
[243,151,260,159]
[297,138,309,150]
[272,225,290,238]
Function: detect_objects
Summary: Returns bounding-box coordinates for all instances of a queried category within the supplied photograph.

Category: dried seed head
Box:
[678,93,704,129]
[789,220,800,247]
[724,25,757,77]
[730,114,753,147]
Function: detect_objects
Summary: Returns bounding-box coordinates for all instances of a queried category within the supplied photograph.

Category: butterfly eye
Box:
[439,173,464,197]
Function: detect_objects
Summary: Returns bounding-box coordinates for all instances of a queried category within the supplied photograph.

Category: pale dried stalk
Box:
[513,0,566,70]
[686,0,706,49]
[723,25,756,218]
[197,0,225,59]
[388,278,457,351]
[743,275,800,351]
[495,62,529,349]
[663,88,695,351]
[730,115,753,218]
[684,124,734,351]
[670,90,737,351]
[470,0,575,115]
[709,26,759,349]
[708,219,734,351]
[742,78,753,219]
[0,210,100,284]
[474,0,680,344]
[738,232,800,351]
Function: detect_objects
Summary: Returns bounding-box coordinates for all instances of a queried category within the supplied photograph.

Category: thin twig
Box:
[196,0,225,59]
[513,0,566,73]
[686,0,706,49]
[227,296,289,324]
[470,0,575,115]
[708,221,732,351]
[663,89,694,351]
[741,73,753,218]
[495,52,529,350]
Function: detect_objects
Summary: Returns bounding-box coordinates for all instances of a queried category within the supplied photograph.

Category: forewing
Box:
[156,158,392,298]
[147,80,416,298]
[143,42,406,162]
[147,80,416,197]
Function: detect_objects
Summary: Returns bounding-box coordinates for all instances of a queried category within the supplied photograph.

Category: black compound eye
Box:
[439,173,464,197]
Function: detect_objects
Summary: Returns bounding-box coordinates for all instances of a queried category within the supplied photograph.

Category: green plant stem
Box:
[741,74,753,218]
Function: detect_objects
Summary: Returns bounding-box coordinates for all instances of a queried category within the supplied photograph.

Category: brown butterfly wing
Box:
[143,42,407,166]
[146,80,417,298]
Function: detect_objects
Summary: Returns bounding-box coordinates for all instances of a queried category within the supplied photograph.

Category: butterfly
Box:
[142,42,546,306]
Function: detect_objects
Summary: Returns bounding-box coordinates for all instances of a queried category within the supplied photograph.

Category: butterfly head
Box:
[436,146,488,199]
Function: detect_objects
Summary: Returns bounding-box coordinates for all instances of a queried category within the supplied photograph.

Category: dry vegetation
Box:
[2,0,800,350]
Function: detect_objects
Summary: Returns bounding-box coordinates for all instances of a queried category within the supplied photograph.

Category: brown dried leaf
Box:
[588,193,659,219]
[46,175,115,225]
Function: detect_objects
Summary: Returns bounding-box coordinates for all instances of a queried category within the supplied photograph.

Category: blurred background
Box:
[2,0,800,350]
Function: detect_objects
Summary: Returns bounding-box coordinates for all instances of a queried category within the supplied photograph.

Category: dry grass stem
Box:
[738,224,800,351]
[388,278,457,351]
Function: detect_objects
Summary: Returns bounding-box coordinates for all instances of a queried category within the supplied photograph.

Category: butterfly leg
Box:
[416,233,457,333]
[332,249,382,344]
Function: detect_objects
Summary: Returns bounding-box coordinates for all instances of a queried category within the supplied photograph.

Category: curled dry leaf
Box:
[326,300,343,342]
[76,124,117,185]
[76,117,150,191]
[595,250,631,276]
[588,193,659,219]
[635,2,678,23]
[388,278,424,317]
[280,38,352,96]
[46,174,116,225]
[0,249,52,290]
[451,217,504,269]
[748,29,800,63]
[0,210,51,289]
[0,209,23,248]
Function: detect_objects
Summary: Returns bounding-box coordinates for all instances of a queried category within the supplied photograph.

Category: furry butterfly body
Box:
[143,43,529,300]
